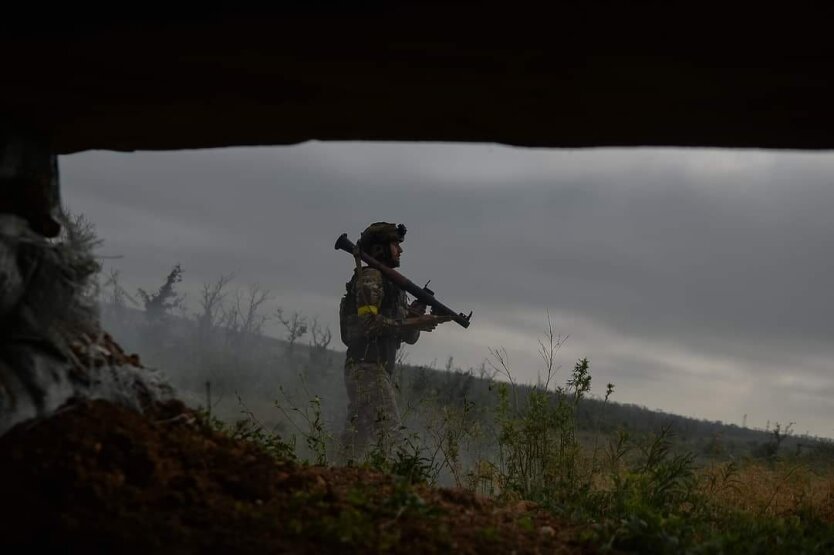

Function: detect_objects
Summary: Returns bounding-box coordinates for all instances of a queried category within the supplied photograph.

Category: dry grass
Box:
[700,460,834,522]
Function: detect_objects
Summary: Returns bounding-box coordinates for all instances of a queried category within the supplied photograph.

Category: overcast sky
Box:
[60,143,834,438]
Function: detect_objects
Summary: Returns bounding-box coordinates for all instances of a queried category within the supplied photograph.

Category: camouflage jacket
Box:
[340,266,419,372]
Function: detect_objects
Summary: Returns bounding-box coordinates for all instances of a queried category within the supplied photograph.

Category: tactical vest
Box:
[339,271,405,369]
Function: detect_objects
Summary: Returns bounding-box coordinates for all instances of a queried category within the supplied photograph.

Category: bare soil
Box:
[0,398,592,554]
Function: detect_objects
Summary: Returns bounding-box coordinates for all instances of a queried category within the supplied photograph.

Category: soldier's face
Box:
[389,241,403,267]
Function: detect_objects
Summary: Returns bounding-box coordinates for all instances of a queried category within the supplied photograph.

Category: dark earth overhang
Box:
[3,5,833,153]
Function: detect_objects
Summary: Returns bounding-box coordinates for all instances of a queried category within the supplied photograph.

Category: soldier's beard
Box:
[379,255,399,268]
[370,244,399,268]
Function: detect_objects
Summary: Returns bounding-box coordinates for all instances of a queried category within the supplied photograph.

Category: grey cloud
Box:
[59,144,834,436]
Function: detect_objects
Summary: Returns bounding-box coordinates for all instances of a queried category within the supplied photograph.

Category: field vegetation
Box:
[97,265,834,553]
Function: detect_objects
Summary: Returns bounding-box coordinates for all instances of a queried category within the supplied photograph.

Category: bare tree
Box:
[769,421,795,458]
[100,268,142,328]
[223,285,271,354]
[195,273,234,346]
[308,317,332,366]
[239,285,271,338]
[103,269,125,310]
[275,307,307,357]
[310,318,332,350]
[219,302,240,348]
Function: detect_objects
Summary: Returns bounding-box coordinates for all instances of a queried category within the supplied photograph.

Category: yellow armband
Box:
[357,305,379,316]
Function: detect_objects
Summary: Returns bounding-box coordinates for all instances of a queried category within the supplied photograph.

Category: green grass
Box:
[208,350,834,554]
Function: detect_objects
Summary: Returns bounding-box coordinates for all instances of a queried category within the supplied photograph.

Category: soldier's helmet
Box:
[357,222,406,264]
[358,222,406,250]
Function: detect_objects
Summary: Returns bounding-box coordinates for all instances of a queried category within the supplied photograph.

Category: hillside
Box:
[3,306,833,553]
[0,398,586,554]
[100,304,827,466]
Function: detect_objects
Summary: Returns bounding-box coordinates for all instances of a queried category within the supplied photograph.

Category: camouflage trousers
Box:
[339,359,401,462]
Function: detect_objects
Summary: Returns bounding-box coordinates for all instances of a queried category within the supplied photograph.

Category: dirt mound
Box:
[0,399,590,554]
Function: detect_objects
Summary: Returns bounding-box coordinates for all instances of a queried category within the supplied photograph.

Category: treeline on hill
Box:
[99,264,830,467]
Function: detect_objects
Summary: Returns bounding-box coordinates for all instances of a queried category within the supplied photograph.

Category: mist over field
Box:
[61,143,834,438]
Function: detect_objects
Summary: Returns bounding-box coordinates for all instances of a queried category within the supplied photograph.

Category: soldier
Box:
[338,222,451,461]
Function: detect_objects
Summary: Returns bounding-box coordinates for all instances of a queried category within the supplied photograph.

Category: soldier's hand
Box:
[404,314,453,332]
[408,299,428,316]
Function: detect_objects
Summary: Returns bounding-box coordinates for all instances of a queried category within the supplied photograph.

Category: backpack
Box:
[339,276,358,347]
